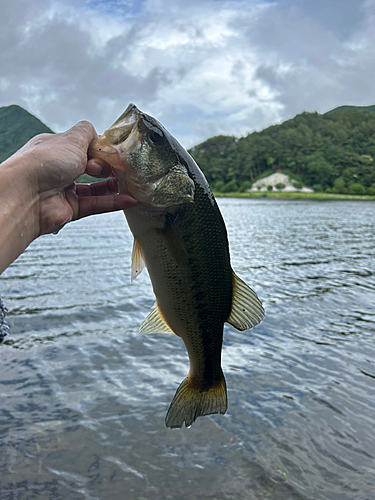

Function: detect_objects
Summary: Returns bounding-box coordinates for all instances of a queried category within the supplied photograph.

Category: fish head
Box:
[89,104,195,208]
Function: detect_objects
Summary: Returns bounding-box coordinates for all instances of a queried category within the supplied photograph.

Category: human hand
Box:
[14,121,138,235]
[0,120,139,275]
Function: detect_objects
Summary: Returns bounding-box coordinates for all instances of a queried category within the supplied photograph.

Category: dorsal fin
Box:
[226,270,265,331]
[131,237,146,282]
[139,304,176,335]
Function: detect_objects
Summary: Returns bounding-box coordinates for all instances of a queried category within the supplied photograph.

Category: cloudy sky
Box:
[1,0,375,147]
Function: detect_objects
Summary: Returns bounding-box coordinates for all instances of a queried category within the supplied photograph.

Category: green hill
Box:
[0,105,54,163]
[325,104,375,116]
[2,103,375,195]
[189,106,375,194]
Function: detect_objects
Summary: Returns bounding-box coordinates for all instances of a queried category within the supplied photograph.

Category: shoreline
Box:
[213,191,375,201]
[76,175,375,201]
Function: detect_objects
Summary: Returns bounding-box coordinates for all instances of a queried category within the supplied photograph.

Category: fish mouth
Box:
[88,104,142,171]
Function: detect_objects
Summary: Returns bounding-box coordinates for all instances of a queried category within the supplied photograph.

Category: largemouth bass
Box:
[89,104,264,428]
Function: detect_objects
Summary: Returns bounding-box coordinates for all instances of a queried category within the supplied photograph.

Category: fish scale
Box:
[89,104,265,428]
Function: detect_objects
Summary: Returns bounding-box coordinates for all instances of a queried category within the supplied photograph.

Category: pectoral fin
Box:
[139,304,176,335]
[158,214,189,268]
[226,271,265,331]
[131,237,146,282]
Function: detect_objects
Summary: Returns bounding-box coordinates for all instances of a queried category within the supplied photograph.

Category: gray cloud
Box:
[283,0,366,39]
[240,0,375,117]
[0,0,374,147]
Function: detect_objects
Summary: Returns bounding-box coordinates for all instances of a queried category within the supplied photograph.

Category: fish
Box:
[89,104,265,428]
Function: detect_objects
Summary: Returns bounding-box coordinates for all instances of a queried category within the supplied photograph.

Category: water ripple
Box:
[1,202,375,499]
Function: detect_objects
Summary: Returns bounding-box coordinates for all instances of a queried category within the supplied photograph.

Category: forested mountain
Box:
[2,103,375,194]
[0,105,53,163]
[189,107,375,194]
[325,104,375,116]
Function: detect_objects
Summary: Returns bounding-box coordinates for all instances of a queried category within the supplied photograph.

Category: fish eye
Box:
[148,129,164,145]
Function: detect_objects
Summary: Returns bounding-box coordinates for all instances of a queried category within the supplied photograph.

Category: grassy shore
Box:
[213,191,375,201]
[76,176,375,201]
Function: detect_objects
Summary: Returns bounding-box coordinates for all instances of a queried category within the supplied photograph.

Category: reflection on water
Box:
[1,199,375,499]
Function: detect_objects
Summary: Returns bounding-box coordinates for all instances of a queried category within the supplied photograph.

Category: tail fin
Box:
[165,375,227,429]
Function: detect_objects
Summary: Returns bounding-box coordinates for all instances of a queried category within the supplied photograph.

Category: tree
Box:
[221,180,239,192]
[213,180,224,192]
[348,183,366,195]
[239,180,253,192]
[332,177,346,193]
[305,154,338,189]
[188,107,375,194]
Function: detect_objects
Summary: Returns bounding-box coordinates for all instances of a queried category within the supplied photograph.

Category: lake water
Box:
[1,199,375,500]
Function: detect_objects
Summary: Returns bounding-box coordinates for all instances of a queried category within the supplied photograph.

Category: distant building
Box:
[249,173,314,193]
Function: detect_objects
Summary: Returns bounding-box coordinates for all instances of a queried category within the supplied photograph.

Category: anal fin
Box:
[139,304,176,335]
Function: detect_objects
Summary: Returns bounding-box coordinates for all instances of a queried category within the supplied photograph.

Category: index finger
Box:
[62,121,99,151]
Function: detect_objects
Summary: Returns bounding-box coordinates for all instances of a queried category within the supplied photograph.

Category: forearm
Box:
[0,156,39,275]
